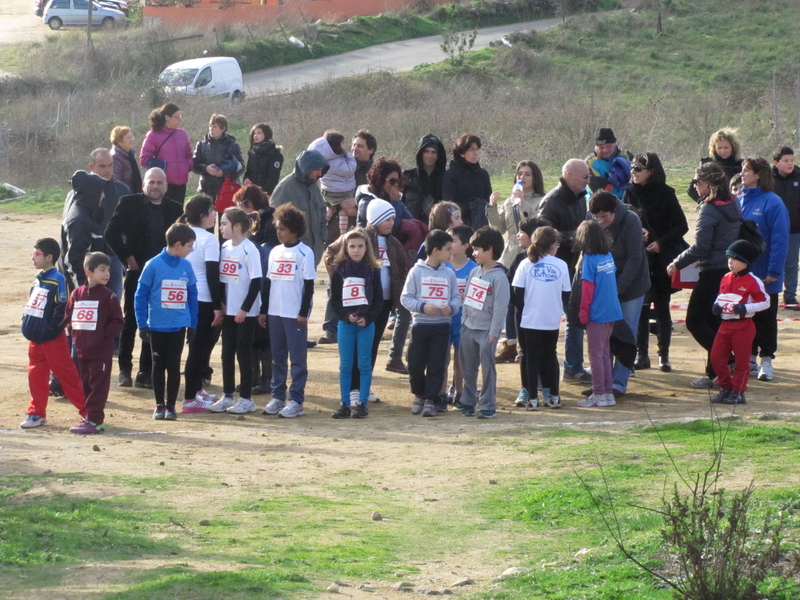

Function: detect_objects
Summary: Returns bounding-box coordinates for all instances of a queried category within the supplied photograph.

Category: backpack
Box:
[738,219,766,258]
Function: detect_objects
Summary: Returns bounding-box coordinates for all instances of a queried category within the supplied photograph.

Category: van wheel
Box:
[48,17,63,30]
[102,17,116,29]
[230,90,243,107]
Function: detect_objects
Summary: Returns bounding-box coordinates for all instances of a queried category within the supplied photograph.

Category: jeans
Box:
[108,254,124,302]
[338,321,375,405]
[612,295,644,394]
[269,315,308,403]
[388,303,412,362]
[784,232,800,303]
[562,294,585,374]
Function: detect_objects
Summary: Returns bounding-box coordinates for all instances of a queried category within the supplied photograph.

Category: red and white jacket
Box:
[714,271,769,321]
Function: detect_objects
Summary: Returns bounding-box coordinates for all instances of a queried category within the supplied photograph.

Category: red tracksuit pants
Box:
[77,355,112,425]
[710,319,755,393]
[27,332,86,418]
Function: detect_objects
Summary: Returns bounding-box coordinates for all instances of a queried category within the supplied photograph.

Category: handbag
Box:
[145,129,176,172]
[215,177,242,212]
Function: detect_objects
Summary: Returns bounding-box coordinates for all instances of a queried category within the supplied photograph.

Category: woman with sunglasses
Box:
[623,153,688,372]
[356,157,415,239]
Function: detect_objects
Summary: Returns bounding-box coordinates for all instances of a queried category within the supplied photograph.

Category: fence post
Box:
[773,71,780,146]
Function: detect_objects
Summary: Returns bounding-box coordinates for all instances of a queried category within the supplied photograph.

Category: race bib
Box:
[161,279,188,310]
[270,252,297,281]
[378,242,390,267]
[463,278,491,311]
[717,292,743,315]
[457,278,467,298]
[72,300,99,330]
[342,277,368,307]
[220,256,240,284]
[24,286,49,318]
[421,276,448,307]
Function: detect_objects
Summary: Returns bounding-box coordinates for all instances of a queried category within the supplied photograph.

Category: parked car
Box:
[42,0,126,30]
[158,57,245,105]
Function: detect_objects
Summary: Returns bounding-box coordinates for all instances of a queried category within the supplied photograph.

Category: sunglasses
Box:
[386,177,400,186]
[631,165,649,172]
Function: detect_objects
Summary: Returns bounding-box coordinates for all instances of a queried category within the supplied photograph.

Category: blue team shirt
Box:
[581,252,622,324]
[446,258,477,334]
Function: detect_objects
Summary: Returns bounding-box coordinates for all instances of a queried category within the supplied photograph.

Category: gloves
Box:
[733,304,748,316]
[186,327,196,344]
[711,303,722,316]
[138,327,151,342]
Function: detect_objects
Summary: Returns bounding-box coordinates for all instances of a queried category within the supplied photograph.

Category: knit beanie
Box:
[366,199,395,227]
[726,239,758,266]
[595,127,617,145]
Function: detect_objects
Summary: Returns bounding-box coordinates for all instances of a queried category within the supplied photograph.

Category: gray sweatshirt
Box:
[401,259,462,326]
[461,264,510,337]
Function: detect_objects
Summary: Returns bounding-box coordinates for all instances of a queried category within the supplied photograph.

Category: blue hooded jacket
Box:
[740,186,790,294]
[135,249,198,332]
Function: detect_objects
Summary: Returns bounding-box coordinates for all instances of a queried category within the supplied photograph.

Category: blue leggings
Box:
[338,321,375,405]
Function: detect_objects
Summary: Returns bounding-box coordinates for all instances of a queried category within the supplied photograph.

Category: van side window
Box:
[196,67,212,88]
[52,0,70,7]
[74,0,89,9]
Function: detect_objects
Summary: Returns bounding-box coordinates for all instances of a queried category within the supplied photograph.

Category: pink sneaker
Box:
[69,418,104,435]
[181,397,208,413]
[197,389,218,407]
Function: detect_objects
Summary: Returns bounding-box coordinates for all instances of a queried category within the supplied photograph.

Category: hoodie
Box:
[59,171,108,291]
[402,134,447,220]
[740,186,790,294]
[461,263,510,337]
[269,150,330,266]
[674,194,742,272]
[401,259,462,326]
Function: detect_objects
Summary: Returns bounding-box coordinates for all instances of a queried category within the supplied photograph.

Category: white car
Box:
[158,57,245,105]
[42,0,126,30]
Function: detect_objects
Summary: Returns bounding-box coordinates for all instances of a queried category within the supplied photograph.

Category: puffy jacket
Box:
[673,194,741,272]
[59,171,108,291]
[193,132,244,199]
[772,165,800,234]
[244,140,283,195]
[537,179,588,275]
[402,133,447,221]
[307,136,357,193]
[269,150,330,267]
[486,189,543,268]
[21,267,69,344]
[603,198,650,302]
[442,155,492,226]
[740,186,790,294]
[139,127,193,186]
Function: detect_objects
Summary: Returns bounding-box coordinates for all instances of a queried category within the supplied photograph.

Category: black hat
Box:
[595,127,617,145]
[726,239,758,266]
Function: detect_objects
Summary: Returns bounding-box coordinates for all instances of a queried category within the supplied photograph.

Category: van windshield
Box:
[159,68,198,87]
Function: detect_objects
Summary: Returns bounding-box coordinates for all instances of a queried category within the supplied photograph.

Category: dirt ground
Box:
[0,0,50,47]
[1,213,799,598]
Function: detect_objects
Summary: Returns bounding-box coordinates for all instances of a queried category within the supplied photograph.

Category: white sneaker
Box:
[208,395,236,413]
[547,395,561,409]
[577,394,605,407]
[279,400,305,418]
[526,395,539,410]
[758,358,773,381]
[749,355,759,376]
[350,389,360,405]
[598,393,617,407]
[181,397,208,413]
[227,398,257,414]
[514,388,529,407]
[263,398,286,415]
[367,389,380,403]
[197,388,218,407]
[21,414,47,428]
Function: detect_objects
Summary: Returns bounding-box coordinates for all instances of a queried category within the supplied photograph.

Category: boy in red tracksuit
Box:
[66,252,124,434]
[21,238,87,429]
[710,240,770,405]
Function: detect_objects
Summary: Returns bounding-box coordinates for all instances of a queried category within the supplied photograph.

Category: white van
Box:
[42,0,126,30]
[158,57,245,105]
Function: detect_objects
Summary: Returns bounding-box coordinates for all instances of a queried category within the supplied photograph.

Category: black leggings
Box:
[222,315,256,398]
[183,302,220,400]
[519,328,560,398]
[685,268,726,377]
[150,329,185,409]
[752,292,779,359]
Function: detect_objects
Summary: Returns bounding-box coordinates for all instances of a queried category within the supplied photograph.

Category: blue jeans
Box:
[784,232,800,304]
[562,295,585,374]
[612,295,644,394]
[108,254,124,301]
[269,315,308,403]
[338,321,375,406]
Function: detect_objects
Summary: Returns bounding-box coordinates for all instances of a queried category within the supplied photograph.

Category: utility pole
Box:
[87,0,93,50]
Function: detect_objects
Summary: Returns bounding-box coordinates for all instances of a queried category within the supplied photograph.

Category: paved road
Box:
[243,17,566,97]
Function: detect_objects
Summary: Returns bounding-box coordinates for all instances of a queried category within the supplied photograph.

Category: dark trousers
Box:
[637,288,672,357]
[504,298,518,342]
[685,268,726,377]
[351,300,392,391]
[222,316,257,398]
[77,354,112,425]
[150,329,185,408]
[407,323,451,401]
[752,292,779,359]
[519,328,560,398]
[184,302,219,400]
[119,268,152,376]
[166,183,187,205]
[712,319,756,393]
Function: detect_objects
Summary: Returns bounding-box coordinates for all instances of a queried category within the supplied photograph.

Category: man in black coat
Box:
[402,133,447,222]
[105,168,184,388]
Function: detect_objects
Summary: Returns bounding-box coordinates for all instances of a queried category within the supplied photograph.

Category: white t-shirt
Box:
[377,236,391,299]
[511,254,571,330]
[187,227,220,303]
[220,238,262,317]
[267,241,317,318]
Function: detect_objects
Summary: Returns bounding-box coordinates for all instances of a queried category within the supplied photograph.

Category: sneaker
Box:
[495,341,518,363]
[386,359,409,375]
[758,358,773,381]
[263,398,286,415]
[453,397,469,411]
[447,383,456,403]
[710,389,731,404]
[227,398,257,414]
[181,397,208,413]
[20,414,46,428]
[547,395,561,409]
[251,381,271,395]
[514,388,530,408]
[118,370,132,388]
[367,389,381,403]
[197,388,218,406]
[318,331,337,344]
[152,406,166,420]
[421,400,437,417]
[352,403,369,419]
[526,395,540,410]
[477,409,497,419]
[411,397,425,415]
[581,387,593,397]
[461,405,476,417]
[332,403,351,419]
[598,393,617,407]
[278,400,305,418]
[164,409,178,421]
[387,316,396,330]
[577,394,605,408]
[208,395,236,413]
[723,391,747,405]
[749,356,759,376]
[70,418,103,434]
[134,371,153,389]
[563,369,592,383]
[435,395,448,413]
[691,375,719,389]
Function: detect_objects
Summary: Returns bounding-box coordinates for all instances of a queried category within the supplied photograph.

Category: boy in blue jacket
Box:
[135,224,198,420]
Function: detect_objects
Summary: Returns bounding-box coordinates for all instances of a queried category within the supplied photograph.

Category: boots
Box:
[658,352,671,373]
[634,353,651,370]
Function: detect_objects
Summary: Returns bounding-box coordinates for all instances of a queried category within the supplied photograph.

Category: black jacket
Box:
[244,139,284,195]
[537,179,588,275]
[193,133,244,198]
[772,165,800,234]
[104,193,184,269]
[442,155,492,211]
[59,171,108,291]
[687,155,742,201]
[623,181,689,267]
[403,134,447,221]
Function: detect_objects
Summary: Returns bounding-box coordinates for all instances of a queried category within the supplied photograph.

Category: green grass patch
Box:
[0,186,67,215]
